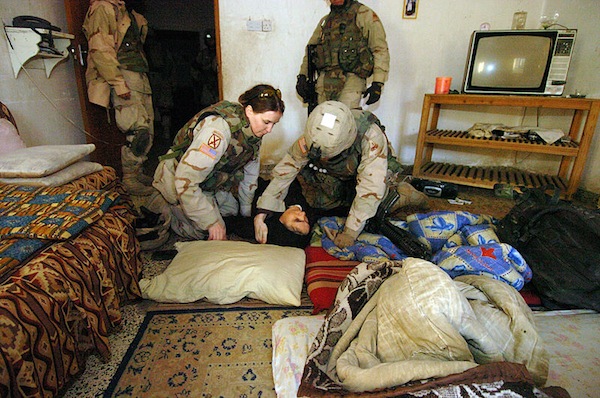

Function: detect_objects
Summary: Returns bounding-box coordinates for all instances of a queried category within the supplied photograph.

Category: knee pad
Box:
[127,128,151,157]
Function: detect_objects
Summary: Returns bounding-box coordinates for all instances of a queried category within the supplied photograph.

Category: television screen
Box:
[470,35,552,89]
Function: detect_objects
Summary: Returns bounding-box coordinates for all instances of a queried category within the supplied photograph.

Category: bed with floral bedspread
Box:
[0,167,141,397]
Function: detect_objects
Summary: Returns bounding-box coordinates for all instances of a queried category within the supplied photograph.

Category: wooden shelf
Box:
[4,26,74,78]
[413,94,600,200]
[418,162,568,191]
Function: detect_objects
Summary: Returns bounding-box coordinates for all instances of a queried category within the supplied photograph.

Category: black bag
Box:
[497,187,600,311]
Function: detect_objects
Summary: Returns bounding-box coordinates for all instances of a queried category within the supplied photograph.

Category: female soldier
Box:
[152,84,285,241]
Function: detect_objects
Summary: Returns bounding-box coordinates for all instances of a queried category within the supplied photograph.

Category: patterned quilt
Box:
[317,211,532,291]
[0,184,119,281]
[0,168,141,398]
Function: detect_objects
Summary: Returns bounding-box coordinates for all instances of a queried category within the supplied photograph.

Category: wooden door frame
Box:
[214,0,223,101]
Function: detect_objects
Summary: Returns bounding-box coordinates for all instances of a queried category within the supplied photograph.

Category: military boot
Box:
[121,146,155,196]
[388,182,429,214]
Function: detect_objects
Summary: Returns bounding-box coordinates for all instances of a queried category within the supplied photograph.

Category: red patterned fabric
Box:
[305,246,359,314]
[0,168,141,397]
[304,246,542,315]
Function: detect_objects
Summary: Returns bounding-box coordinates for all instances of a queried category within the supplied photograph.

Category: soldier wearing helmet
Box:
[255,101,405,248]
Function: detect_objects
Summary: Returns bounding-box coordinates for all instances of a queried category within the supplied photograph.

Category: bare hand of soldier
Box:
[333,227,359,248]
[254,213,269,244]
[208,221,227,240]
[363,82,383,105]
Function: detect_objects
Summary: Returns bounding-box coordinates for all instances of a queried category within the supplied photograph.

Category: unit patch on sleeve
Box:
[207,133,222,149]
[298,136,308,154]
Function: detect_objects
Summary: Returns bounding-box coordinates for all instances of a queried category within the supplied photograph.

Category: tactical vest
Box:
[117,11,149,73]
[314,1,374,79]
[165,101,261,192]
[306,110,402,179]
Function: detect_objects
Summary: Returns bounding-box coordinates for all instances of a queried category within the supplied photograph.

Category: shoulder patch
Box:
[207,133,222,149]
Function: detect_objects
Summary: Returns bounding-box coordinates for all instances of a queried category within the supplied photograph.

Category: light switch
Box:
[246,20,262,31]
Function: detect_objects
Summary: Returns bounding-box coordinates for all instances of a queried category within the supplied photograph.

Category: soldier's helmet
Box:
[304,101,357,158]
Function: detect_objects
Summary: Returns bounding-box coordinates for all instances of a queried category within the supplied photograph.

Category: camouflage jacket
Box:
[257,110,399,235]
[153,101,260,231]
[83,0,149,107]
[299,0,389,83]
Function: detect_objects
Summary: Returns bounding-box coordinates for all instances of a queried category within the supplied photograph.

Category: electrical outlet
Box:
[246,20,262,31]
[262,20,272,32]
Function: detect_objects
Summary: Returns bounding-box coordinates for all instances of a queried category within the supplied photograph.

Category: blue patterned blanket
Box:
[0,184,120,279]
[318,211,532,290]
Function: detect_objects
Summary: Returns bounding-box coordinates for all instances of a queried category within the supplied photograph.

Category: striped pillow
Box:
[304,246,359,314]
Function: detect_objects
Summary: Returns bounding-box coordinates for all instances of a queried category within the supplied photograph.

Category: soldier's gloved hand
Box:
[333,227,359,249]
[363,82,384,105]
[296,74,310,103]
[254,213,269,244]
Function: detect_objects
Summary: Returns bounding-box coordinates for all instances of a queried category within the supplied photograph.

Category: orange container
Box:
[434,77,452,94]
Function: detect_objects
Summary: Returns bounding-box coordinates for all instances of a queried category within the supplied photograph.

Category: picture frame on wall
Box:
[403,0,418,19]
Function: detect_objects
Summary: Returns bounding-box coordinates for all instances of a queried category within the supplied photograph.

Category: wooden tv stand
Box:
[413,94,600,200]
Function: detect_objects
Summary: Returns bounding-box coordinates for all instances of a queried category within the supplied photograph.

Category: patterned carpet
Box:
[58,187,600,398]
[104,307,312,397]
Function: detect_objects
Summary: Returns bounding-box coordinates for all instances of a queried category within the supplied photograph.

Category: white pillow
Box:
[0,119,26,155]
[0,161,103,187]
[0,144,96,178]
[139,240,306,306]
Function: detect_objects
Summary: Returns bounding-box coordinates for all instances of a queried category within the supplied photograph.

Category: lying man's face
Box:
[279,206,310,235]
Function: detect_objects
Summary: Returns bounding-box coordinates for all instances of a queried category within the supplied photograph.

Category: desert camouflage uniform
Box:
[299,0,389,109]
[257,107,401,236]
[83,0,154,194]
[153,101,261,239]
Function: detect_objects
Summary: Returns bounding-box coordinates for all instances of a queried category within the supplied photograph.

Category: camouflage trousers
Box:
[164,190,240,240]
[111,70,154,158]
[316,71,366,109]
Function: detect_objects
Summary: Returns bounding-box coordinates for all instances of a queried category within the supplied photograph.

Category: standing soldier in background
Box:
[191,29,219,111]
[296,0,390,110]
[83,0,155,196]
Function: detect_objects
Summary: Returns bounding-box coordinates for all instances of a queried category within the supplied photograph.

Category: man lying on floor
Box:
[223,177,349,248]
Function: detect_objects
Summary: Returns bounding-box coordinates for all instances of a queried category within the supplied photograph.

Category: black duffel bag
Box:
[497,187,600,311]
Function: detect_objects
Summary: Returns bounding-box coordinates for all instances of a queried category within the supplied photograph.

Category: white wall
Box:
[0,0,84,146]
[1,0,599,194]
[219,0,600,193]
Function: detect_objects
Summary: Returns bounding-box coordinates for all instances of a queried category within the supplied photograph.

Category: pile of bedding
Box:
[291,259,560,397]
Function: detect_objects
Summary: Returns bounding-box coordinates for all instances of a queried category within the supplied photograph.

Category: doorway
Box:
[63,0,220,175]
[143,0,219,172]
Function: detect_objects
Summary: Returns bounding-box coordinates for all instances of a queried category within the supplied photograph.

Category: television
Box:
[462,29,577,96]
